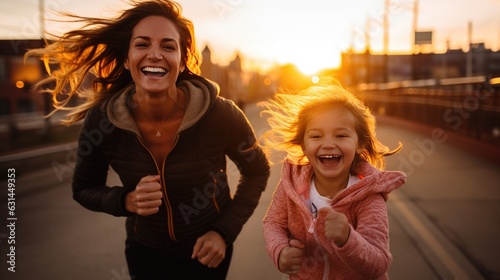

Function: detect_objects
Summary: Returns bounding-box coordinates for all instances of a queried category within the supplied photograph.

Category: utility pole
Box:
[412,0,419,54]
[39,0,45,40]
[411,0,419,80]
[365,16,371,83]
[39,0,52,138]
[383,0,389,54]
[365,16,371,53]
[466,21,473,92]
[466,21,473,78]
[383,0,389,83]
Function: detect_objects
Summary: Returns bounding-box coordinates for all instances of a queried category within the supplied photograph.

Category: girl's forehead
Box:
[310,104,352,118]
[307,105,356,127]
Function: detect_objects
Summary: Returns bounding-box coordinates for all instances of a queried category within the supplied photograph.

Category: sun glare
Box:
[295,61,322,76]
[266,22,342,76]
[288,53,341,76]
[295,61,328,76]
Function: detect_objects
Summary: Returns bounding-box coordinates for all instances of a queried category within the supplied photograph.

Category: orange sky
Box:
[1,0,499,74]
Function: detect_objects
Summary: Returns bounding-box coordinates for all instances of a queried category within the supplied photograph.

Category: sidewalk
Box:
[376,115,500,280]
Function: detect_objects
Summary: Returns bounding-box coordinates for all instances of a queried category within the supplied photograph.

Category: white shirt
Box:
[309,174,360,218]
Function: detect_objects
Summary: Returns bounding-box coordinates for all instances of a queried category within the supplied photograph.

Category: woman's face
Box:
[125,16,184,95]
[302,105,360,182]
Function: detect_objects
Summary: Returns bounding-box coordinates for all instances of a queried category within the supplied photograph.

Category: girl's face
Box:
[125,16,184,95]
[302,105,361,182]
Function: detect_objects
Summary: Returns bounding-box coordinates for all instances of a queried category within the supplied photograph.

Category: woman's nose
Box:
[147,49,162,60]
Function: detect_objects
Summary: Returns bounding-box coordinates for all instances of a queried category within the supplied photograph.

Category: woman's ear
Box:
[179,60,186,73]
[124,59,129,70]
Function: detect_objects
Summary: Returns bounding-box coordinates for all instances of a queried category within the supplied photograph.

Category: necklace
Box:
[154,117,169,137]
[130,88,185,138]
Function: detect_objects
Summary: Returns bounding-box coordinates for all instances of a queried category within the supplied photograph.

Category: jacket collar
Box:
[104,76,219,135]
[280,159,406,206]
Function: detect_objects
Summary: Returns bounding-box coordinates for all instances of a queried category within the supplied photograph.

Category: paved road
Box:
[377,115,500,280]
[0,103,499,280]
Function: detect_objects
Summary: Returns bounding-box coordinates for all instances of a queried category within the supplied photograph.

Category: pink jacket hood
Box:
[263,159,406,280]
[283,159,405,207]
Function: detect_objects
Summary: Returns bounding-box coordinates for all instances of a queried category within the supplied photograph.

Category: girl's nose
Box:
[323,137,337,148]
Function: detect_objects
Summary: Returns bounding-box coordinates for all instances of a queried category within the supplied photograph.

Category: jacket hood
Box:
[280,159,406,208]
[104,75,219,135]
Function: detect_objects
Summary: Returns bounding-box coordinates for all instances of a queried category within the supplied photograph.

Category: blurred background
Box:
[0,0,499,279]
[0,0,499,155]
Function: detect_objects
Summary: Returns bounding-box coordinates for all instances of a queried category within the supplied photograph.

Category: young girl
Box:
[260,80,406,280]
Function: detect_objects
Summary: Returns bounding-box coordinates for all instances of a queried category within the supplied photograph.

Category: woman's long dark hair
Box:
[26,0,200,124]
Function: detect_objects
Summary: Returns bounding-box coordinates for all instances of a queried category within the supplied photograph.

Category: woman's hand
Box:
[125,175,163,216]
[278,239,305,274]
[192,231,226,268]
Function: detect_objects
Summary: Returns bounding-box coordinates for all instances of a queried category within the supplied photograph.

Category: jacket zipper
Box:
[212,176,221,213]
[308,214,330,279]
[136,134,180,241]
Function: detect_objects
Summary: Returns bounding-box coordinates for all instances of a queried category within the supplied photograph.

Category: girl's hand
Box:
[278,239,305,274]
[125,175,163,216]
[192,231,226,268]
[319,207,350,247]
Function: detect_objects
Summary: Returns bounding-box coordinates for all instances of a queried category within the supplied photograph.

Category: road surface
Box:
[1,103,499,279]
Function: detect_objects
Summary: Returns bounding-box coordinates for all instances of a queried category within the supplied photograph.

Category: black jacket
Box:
[72,75,270,251]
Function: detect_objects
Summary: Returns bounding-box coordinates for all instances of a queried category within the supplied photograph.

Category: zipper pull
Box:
[308,218,316,234]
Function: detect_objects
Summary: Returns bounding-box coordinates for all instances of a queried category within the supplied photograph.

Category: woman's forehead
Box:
[132,16,180,41]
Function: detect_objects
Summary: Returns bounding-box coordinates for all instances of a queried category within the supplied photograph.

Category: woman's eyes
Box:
[133,43,176,50]
[163,45,176,50]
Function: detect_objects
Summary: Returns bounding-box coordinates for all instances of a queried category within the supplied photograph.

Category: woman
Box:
[27,1,270,279]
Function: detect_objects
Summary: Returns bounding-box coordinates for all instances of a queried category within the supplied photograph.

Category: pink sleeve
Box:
[262,183,290,271]
[323,194,392,278]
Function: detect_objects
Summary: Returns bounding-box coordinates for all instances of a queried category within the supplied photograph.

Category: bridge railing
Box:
[354,76,500,146]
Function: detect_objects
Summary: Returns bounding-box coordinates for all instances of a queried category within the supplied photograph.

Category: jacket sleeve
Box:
[72,108,133,217]
[319,194,392,278]
[209,100,271,244]
[262,181,290,271]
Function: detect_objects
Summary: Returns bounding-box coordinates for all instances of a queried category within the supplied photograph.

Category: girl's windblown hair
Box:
[259,79,401,170]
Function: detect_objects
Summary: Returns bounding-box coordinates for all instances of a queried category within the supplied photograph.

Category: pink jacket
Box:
[263,159,406,280]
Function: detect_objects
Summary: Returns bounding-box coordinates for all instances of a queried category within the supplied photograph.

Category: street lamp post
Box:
[39,0,52,139]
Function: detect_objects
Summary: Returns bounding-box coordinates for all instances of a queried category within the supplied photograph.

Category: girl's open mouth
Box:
[318,155,342,165]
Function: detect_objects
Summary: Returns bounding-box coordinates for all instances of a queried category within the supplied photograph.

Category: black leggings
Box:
[125,240,233,280]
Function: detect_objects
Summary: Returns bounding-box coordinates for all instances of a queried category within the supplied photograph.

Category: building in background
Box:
[340,43,500,86]
[0,39,46,116]
[200,45,275,107]
[201,45,244,106]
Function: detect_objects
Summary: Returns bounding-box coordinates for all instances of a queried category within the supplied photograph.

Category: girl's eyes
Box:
[308,134,348,139]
